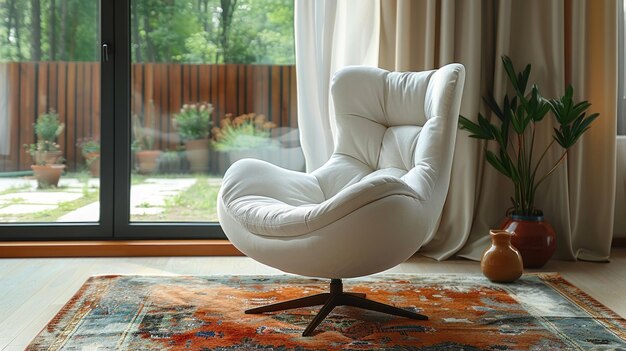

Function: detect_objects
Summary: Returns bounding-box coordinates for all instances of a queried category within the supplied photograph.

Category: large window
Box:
[129,0,301,223]
[0,0,299,239]
[0,0,102,224]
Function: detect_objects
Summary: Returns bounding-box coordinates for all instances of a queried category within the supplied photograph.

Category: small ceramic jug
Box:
[481,229,524,283]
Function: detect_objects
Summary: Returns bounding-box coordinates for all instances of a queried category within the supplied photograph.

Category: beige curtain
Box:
[378,0,617,261]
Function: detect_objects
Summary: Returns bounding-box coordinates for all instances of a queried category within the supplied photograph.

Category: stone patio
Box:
[0,176,215,222]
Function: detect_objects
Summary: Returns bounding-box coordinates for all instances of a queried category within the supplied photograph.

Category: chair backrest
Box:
[313,64,465,206]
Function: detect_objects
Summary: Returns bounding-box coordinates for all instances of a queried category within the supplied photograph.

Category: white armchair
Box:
[218,64,465,336]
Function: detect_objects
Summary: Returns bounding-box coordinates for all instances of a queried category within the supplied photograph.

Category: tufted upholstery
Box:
[218,64,465,279]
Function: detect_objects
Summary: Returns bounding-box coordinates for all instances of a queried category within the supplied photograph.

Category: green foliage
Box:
[0,0,294,64]
[77,137,100,166]
[133,0,201,63]
[35,111,64,142]
[24,110,65,165]
[182,32,219,63]
[211,113,278,151]
[0,0,99,61]
[77,137,100,156]
[173,102,213,141]
[161,176,220,221]
[24,141,62,165]
[548,86,599,149]
[157,150,185,173]
[458,55,599,216]
[131,0,294,64]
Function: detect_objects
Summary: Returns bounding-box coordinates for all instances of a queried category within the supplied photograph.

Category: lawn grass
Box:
[24,190,99,222]
[0,173,223,223]
[132,176,221,222]
[0,172,99,222]
[0,184,31,196]
[0,188,99,222]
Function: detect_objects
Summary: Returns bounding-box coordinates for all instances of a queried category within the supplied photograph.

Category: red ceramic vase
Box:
[500,214,556,269]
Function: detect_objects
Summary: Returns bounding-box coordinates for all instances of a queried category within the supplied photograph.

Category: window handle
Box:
[102,43,110,62]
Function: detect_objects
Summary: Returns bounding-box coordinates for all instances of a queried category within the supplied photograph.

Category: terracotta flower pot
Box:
[135,150,162,174]
[500,214,557,269]
[32,150,63,165]
[84,152,100,177]
[185,139,210,173]
[31,164,65,189]
[481,230,523,283]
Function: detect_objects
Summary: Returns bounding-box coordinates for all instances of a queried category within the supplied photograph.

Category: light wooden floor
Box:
[1,249,625,351]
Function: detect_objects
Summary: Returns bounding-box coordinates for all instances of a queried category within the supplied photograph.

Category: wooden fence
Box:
[0,62,298,172]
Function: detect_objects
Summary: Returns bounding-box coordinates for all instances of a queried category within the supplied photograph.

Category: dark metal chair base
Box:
[245,278,428,336]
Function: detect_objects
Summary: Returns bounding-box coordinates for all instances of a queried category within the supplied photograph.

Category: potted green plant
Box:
[212,113,277,152]
[132,114,161,174]
[459,56,599,268]
[212,113,304,174]
[77,137,100,177]
[157,149,186,174]
[24,111,66,188]
[173,102,213,173]
[33,110,65,164]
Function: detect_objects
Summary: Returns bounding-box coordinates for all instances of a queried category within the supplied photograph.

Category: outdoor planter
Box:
[84,152,100,177]
[43,150,63,165]
[135,150,162,174]
[31,164,66,188]
[157,151,188,174]
[185,139,210,173]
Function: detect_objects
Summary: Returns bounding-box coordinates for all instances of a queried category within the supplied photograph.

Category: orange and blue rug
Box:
[28,274,626,350]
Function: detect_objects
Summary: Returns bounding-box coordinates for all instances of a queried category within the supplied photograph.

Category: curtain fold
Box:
[294,0,379,172]
[615,0,626,240]
[295,0,617,261]
[564,0,617,260]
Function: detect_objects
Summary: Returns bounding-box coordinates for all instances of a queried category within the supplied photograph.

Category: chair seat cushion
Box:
[220,158,420,237]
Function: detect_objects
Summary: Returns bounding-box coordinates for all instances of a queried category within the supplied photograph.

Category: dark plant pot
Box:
[185,139,210,173]
[136,150,162,174]
[157,152,187,174]
[500,214,556,269]
[31,164,65,189]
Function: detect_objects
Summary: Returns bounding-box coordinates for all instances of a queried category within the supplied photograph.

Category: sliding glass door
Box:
[0,0,297,240]
[0,0,113,239]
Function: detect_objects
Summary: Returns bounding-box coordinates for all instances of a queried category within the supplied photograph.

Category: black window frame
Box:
[0,0,225,241]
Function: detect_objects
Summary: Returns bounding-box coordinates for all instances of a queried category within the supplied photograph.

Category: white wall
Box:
[615,136,626,237]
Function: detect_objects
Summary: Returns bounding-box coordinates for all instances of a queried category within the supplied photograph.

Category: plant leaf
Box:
[483,95,504,121]
[485,150,511,178]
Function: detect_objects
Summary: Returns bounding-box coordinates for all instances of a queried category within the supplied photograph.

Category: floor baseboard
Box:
[0,240,242,258]
[1,238,624,258]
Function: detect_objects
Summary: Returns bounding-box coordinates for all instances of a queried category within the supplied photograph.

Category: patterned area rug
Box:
[28,274,626,350]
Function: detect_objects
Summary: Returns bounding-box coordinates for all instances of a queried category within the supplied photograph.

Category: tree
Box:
[0,0,294,64]
[218,0,236,63]
[189,0,294,64]
[59,0,67,60]
[48,0,56,60]
[30,0,41,61]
